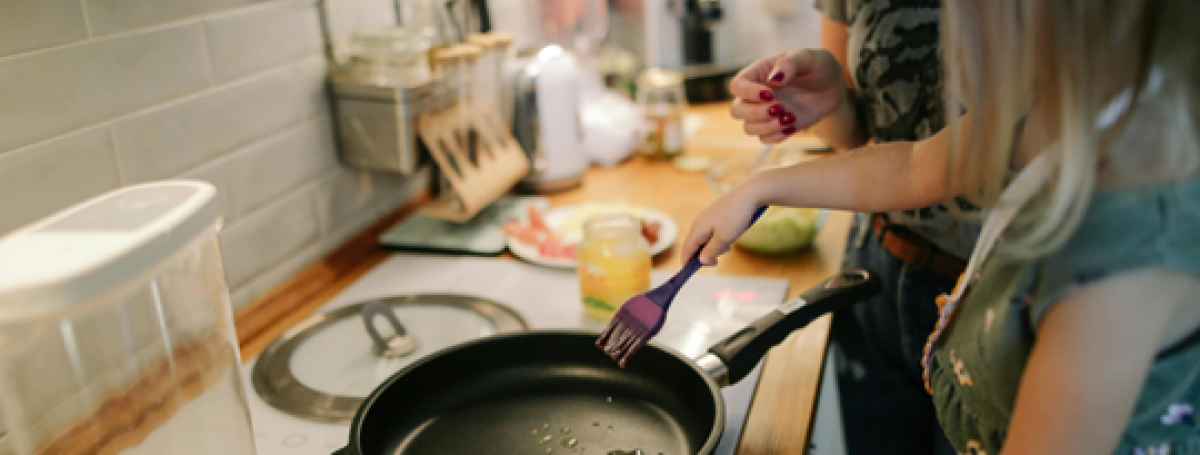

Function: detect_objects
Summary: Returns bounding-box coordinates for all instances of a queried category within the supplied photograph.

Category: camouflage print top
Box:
[815,0,980,258]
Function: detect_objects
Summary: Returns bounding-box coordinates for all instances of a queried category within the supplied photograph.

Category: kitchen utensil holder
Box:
[417,100,529,222]
[418,41,529,222]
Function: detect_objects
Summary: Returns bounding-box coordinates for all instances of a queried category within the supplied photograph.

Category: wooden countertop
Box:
[235,102,849,454]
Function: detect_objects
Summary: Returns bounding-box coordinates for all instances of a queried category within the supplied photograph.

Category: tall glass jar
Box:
[577,214,652,321]
[636,68,688,159]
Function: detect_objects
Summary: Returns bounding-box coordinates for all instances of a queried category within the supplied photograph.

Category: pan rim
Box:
[346,330,726,455]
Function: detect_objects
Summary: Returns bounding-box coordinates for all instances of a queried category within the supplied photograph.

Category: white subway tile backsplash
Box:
[112,56,328,183]
[239,238,327,309]
[0,0,88,57]
[225,118,339,221]
[313,167,378,235]
[0,126,123,234]
[0,1,426,314]
[178,156,232,222]
[0,24,211,153]
[82,0,258,37]
[204,0,323,82]
[218,187,320,290]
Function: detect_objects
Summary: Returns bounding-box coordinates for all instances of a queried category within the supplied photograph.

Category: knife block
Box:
[417,100,529,222]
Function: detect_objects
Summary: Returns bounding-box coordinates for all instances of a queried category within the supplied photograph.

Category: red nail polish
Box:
[767,103,784,117]
[770,72,785,83]
[780,112,796,124]
[759,90,774,101]
[782,126,797,136]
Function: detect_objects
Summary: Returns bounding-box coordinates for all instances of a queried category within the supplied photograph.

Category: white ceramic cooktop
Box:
[242,253,789,455]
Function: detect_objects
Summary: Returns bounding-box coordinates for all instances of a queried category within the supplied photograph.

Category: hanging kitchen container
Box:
[0,181,255,455]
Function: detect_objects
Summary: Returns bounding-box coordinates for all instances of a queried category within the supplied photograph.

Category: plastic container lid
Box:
[0,181,221,321]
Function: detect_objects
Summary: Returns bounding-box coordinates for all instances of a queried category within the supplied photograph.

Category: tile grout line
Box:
[172,111,333,182]
[220,156,333,234]
[197,20,219,85]
[106,125,129,184]
[78,0,96,39]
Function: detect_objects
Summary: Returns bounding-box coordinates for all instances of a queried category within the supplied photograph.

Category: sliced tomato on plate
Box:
[538,239,578,259]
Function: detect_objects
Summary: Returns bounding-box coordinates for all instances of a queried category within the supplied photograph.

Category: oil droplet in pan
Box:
[562,437,579,448]
[607,426,614,432]
[543,423,551,430]
[538,435,553,445]
[561,427,571,435]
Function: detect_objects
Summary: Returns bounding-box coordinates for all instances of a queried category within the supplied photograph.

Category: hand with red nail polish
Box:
[727,48,848,144]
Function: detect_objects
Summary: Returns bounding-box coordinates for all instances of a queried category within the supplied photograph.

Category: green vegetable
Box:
[734,207,819,254]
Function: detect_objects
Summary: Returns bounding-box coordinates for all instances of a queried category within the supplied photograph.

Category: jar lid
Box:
[251,294,527,423]
[0,181,220,321]
[637,67,684,89]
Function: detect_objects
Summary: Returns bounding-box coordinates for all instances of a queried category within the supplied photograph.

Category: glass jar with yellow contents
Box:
[577,214,652,321]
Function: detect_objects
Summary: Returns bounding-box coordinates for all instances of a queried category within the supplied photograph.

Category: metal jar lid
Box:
[251,294,527,423]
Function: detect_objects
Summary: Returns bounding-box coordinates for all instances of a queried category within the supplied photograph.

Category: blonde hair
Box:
[942,0,1200,259]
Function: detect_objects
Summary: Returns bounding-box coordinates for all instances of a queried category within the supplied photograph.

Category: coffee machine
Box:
[634,0,746,102]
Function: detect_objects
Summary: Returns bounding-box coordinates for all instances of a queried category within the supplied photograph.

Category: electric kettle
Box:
[0,181,255,455]
[510,44,590,193]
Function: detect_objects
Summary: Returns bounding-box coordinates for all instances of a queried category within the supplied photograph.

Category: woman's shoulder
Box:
[1024,173,1200,325]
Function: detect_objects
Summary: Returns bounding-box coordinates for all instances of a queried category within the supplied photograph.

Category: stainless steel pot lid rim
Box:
[252,293,528,424]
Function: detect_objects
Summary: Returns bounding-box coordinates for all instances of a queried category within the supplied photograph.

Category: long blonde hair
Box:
[942,0,1200,259]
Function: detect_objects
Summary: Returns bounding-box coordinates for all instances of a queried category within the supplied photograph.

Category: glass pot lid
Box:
[251,294,527,423]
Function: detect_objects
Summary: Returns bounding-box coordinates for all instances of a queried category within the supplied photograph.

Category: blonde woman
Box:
[683,0,1200,452]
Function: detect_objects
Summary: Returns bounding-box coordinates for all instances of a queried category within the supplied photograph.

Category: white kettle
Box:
[510,45,590,192]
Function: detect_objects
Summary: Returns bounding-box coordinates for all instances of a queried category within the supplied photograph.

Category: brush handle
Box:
[646,205,770,310]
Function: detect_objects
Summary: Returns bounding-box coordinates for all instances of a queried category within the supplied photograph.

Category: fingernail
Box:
[769,72,785,83]
[780,112,796,124]
[759,90,774,101]
[782,126,797,136]
[767,103,784,117]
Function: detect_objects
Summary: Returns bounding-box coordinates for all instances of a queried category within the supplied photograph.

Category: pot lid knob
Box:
[363,302,420,358]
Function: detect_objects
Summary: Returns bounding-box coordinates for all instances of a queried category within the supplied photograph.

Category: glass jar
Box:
[577,214,652,321]
[636,68,688,159]
[348,27,433,87]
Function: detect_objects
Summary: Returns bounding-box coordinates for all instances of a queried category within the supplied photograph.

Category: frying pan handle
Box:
[707,269,881,385]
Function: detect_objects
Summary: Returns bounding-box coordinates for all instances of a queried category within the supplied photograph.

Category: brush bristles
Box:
[596,309,652,367]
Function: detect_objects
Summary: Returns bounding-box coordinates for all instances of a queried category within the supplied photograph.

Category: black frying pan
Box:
[335,269,880,455]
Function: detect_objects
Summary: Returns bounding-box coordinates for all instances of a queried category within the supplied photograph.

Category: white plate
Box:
[506,204,679,269]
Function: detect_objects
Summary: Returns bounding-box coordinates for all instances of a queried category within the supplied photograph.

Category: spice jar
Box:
[577,214,652,321]
[636,68,688,159]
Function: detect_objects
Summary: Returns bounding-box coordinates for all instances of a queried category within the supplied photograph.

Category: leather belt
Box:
[871,214,967,278]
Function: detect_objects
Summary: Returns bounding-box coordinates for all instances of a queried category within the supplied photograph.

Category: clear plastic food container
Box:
[0,181,255,455]
[348,27,433,87]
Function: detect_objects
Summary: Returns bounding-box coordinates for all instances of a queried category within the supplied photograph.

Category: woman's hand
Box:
[681,176,769,266]
[729,49,848,144]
